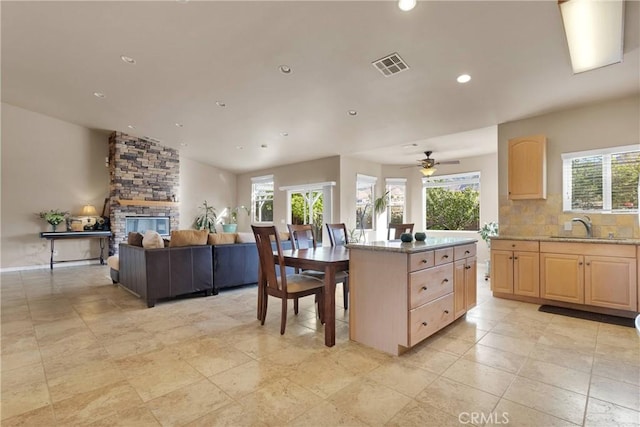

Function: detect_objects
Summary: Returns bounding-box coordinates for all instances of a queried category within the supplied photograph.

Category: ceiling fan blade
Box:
[436,160,461,165]
[399,165,420,169]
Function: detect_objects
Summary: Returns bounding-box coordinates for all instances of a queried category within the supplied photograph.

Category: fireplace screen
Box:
[125,216,170,236]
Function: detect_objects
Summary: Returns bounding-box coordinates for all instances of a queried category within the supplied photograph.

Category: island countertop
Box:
[346,237,478,253]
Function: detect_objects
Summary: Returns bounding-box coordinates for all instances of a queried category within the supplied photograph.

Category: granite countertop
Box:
[347,237,478,253]
[492,235,640,245]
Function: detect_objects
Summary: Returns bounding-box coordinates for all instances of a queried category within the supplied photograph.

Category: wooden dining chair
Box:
[252,225,325,335]
[325,223,350,309]
[288,224,350,311]
[387,223,415,240]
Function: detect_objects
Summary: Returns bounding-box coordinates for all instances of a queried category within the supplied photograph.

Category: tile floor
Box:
[1,265,639,426]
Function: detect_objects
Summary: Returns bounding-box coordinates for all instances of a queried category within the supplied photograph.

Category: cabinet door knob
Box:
[586,262,591,266]
[421,259,428,264]
[421,286,428,291]
[509,256,513,260]
[514,256,518,260]
[422,321,428,326]
[442,279,449,283]
[443,254,449,259]
[444,310,450,314]
[465,265,471,270]
[465,250,470,254]
[511,244,516,248]
[579,262,583,266]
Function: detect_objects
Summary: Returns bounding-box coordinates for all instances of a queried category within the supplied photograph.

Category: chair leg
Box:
[343,278,349,310]
[294,298,299,315]
[260,288,268,325]
[280,298,288,335]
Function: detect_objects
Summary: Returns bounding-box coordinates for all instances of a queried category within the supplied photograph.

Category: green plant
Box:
[228,205,250,224]
[37,209,69,226]
[479,221,499,248]
[193,201,217,233]
[425,187,479,230]
[374,191,390,217]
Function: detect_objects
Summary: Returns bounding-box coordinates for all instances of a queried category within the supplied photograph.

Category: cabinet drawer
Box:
[409,251,435,272]
[409,263,454,309]
[434,248,454,266]
[454,244,476,260]
[491,240,539,252]
[409,293,454,346]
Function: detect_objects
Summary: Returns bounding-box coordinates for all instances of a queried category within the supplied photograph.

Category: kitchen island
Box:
[347,237,477,355]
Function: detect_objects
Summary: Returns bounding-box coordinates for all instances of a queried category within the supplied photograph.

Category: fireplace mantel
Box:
[116,199,180,208]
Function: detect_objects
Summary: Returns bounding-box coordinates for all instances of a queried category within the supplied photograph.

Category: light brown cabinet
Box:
[508,135,547,200]
[491,240,540,297]
[540,242,637,311]
[453,243,477,318]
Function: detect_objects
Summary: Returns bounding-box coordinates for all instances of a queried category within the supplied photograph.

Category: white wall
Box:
[1,103,110,269]
[179,157,236,232]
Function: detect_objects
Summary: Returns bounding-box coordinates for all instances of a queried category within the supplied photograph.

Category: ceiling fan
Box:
[405,151,461,176]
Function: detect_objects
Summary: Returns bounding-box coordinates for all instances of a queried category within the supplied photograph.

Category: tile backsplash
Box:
[499,193,639,239]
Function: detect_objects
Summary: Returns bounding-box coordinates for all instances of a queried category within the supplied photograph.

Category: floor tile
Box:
[490,398,578,426]
[589,375,640,411]
[184,402,269,427]
[415,376,500,419]
[462,343,527,374]
[87,406,161,427]
[528,343,594,373]
[402,346,462,374]
[592,357,640,387]
[208,360,288,399]
[442,358,516,396]
[287,401,369,427]
[518,358,591,395]
[477,332,536,356]
[584,397,640,427]
[0,404,56,427]
[366,359,438,397]
[386,400,464,427]
[127,360,206,402]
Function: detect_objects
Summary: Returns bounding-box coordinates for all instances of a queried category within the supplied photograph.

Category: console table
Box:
[39,231,112,270]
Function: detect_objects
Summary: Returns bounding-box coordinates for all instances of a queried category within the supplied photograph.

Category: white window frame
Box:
[356,174,377,231]
[386,178,407,224]
[422,171,481,231]
[251,175,274,224]
[562,144,639,213]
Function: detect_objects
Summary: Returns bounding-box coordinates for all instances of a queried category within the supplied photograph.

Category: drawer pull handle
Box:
[465,266,471,270]
[442,279,449,283]
[422,321,428,326]
[421,259,428,264]
[443,255,449,259]
[444,310,449,314]
[512,244,516,247]
[465,250,470,254]
[421,286,428,291]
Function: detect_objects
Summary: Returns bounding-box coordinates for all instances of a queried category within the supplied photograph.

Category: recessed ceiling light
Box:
[261,144,268,149]
[216,101,226,107]
[120,55,136,65]
[398,0,417,12]
[280,132,289,137]
[236,145,244,150]
[347,110,358,116]
[279,65,292,74]
[127,125,135,129]
[175,123,184,128]
[457,74,471,83]
[93,92,106,98]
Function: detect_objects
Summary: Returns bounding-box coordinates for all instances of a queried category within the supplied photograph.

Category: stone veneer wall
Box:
[499,193,639,239]
[108,132,180,254]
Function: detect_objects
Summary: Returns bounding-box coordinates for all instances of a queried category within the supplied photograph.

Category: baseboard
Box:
[0,259,101,273]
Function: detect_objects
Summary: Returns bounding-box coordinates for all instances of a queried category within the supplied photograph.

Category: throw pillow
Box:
[169,229,209,247]
[127,232,144,247]
[235,232,256,243]
[207,233,237,245]
[142,230,164,249]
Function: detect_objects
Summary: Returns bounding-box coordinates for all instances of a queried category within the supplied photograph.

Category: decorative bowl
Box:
[414,232,427,241]
[400,233,413,243]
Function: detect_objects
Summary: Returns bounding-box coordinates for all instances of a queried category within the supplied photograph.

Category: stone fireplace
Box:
[108,132,179,254]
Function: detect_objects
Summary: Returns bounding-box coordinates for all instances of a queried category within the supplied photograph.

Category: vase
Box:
[222,224,237,233]
[50,223,57,232]
[400,232,413,242]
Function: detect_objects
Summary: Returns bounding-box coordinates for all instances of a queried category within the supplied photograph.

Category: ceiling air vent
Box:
[372,52,409,77]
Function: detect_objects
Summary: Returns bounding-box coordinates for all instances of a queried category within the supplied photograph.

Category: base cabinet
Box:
[540,253,584,304]
[585,255,637,311]
[491,240,540,297]
[454,256,477,318]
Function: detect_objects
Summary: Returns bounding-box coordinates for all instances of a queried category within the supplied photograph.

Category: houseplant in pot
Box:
[193,201,217,233]
[222,206,250,233]
[37,209,69,232]
[479,221,499,279]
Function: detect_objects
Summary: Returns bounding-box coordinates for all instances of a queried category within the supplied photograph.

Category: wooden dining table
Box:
[258,245,350,347]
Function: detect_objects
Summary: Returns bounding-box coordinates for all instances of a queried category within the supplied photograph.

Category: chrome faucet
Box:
[572,215,592,238]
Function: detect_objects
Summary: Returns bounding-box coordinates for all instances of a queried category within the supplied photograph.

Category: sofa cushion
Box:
[107,255,119,271]
[236,232,256,243]
[208,233,237,245]
[169,229,208,247]
[127,232,144,247]
[142,230,165,249]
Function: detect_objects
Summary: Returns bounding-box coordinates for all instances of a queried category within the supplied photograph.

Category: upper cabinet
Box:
[508,135,547,200]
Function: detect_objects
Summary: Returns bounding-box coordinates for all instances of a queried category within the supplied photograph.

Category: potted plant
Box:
[222,205,250,233]
[478,221,499,279]
[37,209,69,232]
[193,201,218,233]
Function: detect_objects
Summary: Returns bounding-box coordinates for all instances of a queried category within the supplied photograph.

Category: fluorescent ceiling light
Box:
[559,0,624,74]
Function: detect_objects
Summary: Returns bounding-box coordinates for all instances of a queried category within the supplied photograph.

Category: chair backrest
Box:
[252,225,288,293]
[287,224,317,249]
[326,223,348,247]
[387,223,415,240]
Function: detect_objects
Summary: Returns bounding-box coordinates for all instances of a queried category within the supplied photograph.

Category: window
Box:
[423,172,480,230]
[562,145,639,213]
[356,174,377,230]
[386,178,406,225]
[251,175,274,223]
[290,189,324,243]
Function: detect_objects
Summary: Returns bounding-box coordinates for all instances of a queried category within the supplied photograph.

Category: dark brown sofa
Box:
[118,243,214,307]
